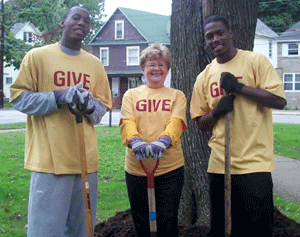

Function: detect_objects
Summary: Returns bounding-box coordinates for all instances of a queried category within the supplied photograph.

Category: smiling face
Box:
[143,57,169,89]
[60,6,91,50]
[204,21,236,63]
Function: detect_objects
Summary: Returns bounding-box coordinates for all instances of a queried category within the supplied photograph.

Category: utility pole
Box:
[0,0,4,109]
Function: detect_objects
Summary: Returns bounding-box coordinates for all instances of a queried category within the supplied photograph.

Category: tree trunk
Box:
[170,0,259,230]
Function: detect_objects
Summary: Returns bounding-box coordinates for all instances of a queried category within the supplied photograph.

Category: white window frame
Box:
[100,47,109,66]
[115,20,124,40]
[126,46,140,66]
[283,73,300,91]
[282,43,300,57]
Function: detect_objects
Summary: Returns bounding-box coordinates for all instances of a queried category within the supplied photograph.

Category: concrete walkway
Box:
[273,155,300,205]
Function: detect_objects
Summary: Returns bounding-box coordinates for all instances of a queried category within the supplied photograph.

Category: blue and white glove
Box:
[53,83,84,109]
[78,88,96,114]
[128,137,151,161]
[149,136,172,160]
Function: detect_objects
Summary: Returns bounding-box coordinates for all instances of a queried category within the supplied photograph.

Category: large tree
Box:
[171,0,259,231]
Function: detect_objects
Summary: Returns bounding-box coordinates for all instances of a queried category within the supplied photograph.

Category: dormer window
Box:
[115,20,124,40]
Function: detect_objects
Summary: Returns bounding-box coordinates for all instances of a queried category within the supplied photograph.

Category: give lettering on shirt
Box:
[54,71,90,90]
[210,76,242,97]
[136,99,171,112]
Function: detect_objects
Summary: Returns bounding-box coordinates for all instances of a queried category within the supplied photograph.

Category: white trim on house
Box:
[115,20,124,40]
[126,46,140,66]
[283,73,300,92]
[282,43,300,57]
[100,47,109,66]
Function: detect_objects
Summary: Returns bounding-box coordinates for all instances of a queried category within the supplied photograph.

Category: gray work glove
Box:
[128,137,151,161]
[149,135,172,160]
[53,83,84,109]
[78,88,96,114]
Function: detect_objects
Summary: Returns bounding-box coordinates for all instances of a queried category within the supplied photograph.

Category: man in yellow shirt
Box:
[190,15,286,237]
[10,6,112,237]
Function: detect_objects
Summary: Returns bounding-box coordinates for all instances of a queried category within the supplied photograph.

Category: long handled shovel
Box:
[224,111,231,237]
[74,112,94,237]
[140,160,160,237]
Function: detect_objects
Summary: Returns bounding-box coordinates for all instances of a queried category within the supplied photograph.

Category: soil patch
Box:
[94,207,300,237]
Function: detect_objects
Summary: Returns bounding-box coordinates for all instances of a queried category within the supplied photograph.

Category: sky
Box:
[103,0,172,20]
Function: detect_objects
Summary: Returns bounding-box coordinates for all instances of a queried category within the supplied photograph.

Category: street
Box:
[0,109,120,126]
[0,109,299,125]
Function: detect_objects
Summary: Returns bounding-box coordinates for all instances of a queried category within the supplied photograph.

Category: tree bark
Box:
[170,0,259,230]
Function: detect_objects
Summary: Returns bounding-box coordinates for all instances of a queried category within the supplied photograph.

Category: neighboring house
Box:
[89,7,171,100]
[89,7,284,105]
[253,19,278,68]
[276,21,300,109]
[3,21,42,100]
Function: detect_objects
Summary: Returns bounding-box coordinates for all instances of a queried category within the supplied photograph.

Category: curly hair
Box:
[140,43,171,70]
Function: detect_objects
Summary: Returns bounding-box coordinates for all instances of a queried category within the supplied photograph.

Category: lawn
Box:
[273,123,300,160]
[0,123,300,236]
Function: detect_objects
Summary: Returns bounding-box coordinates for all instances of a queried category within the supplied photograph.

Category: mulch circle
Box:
[94,207,300,237]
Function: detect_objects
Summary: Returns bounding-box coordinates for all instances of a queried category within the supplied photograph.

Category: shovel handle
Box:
[225,110,231,237]
[140,160,159,235]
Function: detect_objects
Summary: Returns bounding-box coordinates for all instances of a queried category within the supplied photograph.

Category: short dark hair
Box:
[203,15,230,30]
[63,6,88,20]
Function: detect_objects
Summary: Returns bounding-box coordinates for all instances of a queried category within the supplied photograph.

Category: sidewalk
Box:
[272,109,300,116]
[273,155,300,205]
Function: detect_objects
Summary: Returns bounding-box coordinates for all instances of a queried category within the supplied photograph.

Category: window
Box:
[6,77,12,84]
[269,41,272,58]
[288,43,298,55]
[100,47,109,66]
[282,43,300,57]
[23,32,33,43]
[283,73,300,91]
[126,46,139,66]
[115,20,124,40]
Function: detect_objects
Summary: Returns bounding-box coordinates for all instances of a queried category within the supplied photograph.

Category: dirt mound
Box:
[94,207,300,237]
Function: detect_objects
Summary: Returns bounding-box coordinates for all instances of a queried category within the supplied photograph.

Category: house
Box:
[276,21,300,109]
[3,21,42,100]
[89,7,285,105]
[88,7,171,100]
[253,19,278,68]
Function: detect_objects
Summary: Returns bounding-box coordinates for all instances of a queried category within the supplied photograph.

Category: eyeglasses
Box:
[145,63,167,69]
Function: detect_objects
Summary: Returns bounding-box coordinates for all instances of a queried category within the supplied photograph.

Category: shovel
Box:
[70,107,94,237]
[140,160,160,236]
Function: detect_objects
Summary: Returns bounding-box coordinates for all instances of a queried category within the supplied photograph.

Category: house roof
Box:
[276,21,300,41]
[118,7,170,43]
[90,7,170,45]
[10,21,41,36]
[255,19,278,38]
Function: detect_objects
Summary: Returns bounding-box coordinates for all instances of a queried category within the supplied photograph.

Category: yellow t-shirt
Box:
[120,85,187,176]
[10,43,112,174]
[190,50,286,174]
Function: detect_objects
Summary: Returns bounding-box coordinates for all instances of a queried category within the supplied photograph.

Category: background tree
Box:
[171,0,259,231]
[3,0,105,69]
[258,0,300,33]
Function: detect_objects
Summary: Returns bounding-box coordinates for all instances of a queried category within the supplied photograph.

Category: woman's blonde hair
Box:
[140,43,171,70]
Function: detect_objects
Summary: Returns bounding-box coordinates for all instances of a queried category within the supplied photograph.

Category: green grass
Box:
[0,126,128,237]
[1,123,300,236]
[0,123,26,130]
[274,194,300,223]
[273,123,300,160]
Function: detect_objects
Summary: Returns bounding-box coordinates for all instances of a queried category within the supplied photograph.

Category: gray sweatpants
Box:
[27,171,98,237]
